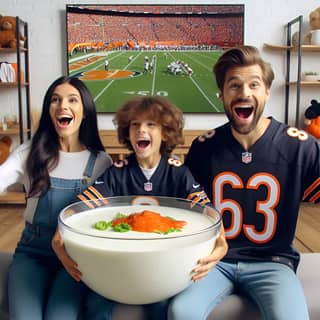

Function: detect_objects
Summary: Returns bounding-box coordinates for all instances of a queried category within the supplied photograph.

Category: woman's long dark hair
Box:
[26,76,105,197]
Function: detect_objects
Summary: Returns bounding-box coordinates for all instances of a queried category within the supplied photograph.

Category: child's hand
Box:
[51,229,82,281]
[192,226,228,282]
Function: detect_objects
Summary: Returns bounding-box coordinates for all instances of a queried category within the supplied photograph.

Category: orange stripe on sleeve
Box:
[88,186,109,205]
[309,191,320,204]
[303,178,320,200]
[83,190,102,206]
[77,194,95,209]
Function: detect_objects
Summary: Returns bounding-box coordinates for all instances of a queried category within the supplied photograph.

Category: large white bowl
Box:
[58,195,221,304]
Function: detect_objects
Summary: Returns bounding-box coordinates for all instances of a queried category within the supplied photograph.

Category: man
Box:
[143,59,150,73]
[168,45,320,320]
[104,59,109,71]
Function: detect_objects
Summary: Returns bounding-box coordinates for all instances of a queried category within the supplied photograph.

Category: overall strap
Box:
[82,152,97,184]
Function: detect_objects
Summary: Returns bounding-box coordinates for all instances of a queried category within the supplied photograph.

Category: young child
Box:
[79,95,210,205]
[82,95,227,320]
[53,95,227,320]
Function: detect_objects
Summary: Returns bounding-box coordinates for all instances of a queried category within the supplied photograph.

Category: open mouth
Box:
[235,107,253,119]
[57,115,73,127]
[137,139,150,150]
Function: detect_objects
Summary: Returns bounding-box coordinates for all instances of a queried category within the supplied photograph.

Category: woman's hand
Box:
[51,229,82,281]
[192,225,228,282]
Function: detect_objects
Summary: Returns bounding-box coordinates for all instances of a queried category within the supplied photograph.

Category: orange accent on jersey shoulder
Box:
[286,127,309,141]
[303,177,320,201]
[309,191,320,203]
[198,129,215,142]
[168,158,182,167]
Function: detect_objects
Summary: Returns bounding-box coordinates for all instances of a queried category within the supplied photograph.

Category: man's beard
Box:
[225,104,264,135]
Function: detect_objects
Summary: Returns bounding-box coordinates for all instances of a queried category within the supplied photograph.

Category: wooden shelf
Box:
[0,192,26,204]
[0,124,30,135]
[0,82,29,88]
[264,43,289,50]
[0,47,27,53]
[288,81,320,86]
[264,43,320,52]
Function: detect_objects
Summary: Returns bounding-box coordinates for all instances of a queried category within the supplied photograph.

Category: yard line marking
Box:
[189,76,220,112]
[183,53,212,72]
[151,55,157,95]
[94,76,116,102]
[124,52,142,69]
[95,51,125,71]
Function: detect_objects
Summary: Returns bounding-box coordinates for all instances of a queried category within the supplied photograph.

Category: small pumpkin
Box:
[0,136,12,164]
[304,100,320,139]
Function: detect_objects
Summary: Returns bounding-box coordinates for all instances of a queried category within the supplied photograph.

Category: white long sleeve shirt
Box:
[0,141,112,223]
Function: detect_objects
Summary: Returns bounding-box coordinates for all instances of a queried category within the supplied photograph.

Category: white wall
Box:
[1,0,320,130]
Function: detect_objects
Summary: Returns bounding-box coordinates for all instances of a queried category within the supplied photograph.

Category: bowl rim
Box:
[58,195,221,241]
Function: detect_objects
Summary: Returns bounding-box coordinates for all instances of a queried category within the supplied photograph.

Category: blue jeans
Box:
[8,247,86,320]
[85,290,169,320]
[8,153,97,319]
[168,261,309,320]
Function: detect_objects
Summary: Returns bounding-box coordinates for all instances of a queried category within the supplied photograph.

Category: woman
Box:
[0,76,112,319]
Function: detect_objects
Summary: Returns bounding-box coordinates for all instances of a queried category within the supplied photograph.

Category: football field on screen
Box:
[68,50,224,113]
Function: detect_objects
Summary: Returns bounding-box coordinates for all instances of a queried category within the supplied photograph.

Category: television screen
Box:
[66,4,244,113]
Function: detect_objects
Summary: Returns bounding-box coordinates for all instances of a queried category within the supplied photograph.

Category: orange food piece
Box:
[112,210,187,233]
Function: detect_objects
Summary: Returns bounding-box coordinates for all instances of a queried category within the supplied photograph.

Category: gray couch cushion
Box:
[1,252,319,319]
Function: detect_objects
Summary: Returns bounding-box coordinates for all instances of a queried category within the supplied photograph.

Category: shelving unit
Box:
[0,17,31,204]
[265,16,320,127]
[0,17,31,141]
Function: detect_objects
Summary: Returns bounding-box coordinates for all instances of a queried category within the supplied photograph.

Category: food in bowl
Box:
[59,195,221,304]
[93,209,187,233]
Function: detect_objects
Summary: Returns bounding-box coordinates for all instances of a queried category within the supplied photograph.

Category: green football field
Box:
[68,50,224,114]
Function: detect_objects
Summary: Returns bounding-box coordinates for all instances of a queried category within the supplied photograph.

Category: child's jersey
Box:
[185,117,320,270]
[78,153,210,207]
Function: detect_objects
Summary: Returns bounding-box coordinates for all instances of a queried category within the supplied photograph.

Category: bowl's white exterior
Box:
[59,196,221,304]
[63,230,217,304]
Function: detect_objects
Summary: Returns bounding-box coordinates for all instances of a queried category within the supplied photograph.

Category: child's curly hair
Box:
[113,96,185,156]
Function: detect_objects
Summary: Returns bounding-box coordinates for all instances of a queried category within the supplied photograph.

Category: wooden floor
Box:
[0,203,319,253]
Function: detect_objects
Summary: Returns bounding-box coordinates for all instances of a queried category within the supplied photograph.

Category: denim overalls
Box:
[8,152,97,320]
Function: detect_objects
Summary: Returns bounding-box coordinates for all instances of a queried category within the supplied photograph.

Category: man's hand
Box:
[192,226,228,282]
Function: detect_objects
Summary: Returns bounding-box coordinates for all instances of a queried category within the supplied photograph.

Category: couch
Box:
[1,251,319,319]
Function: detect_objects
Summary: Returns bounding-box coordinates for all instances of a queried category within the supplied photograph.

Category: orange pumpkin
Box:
[306,116,320,139]
[0,136,12,164]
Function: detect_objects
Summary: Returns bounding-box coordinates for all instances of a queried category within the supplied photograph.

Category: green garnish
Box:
[93,220,112,230]
[155,228,182,235]
[112,223,131,232]
[115,212,127,218]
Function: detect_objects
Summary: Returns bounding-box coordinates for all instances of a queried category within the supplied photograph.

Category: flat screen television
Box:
[66,4,244,113]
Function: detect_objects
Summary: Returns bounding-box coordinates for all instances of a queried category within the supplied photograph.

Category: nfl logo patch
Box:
[242,152,252,164]
[144,182,153,192]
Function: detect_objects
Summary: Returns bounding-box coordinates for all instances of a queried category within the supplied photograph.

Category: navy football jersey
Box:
[185,117,320,269]
[79,153,210,207]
